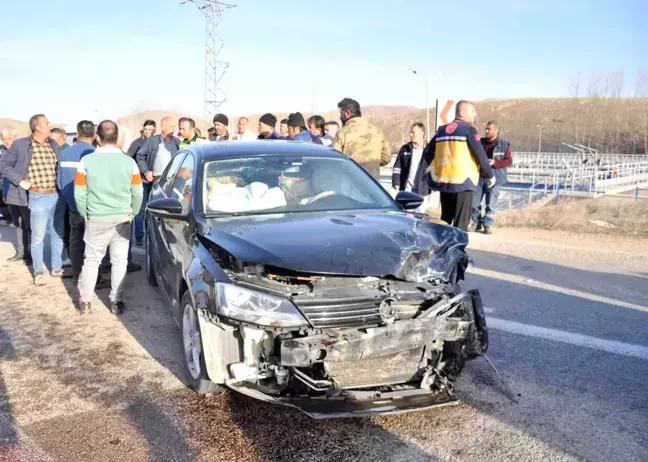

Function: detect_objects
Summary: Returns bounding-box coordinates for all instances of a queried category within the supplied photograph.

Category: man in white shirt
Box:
[392,123,427,193]
[232,117,257,141]
[391,122,439,213]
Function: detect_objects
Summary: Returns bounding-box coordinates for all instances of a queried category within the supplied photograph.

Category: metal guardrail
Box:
[381,151,648,204]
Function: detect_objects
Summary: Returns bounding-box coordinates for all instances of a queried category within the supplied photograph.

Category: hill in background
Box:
[116,98,648,154]
[4,97,648,154]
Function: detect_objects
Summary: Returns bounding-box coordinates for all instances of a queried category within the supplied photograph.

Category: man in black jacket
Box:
[392,122,427,194]
[127,120,156,158]
[135,117,179,244]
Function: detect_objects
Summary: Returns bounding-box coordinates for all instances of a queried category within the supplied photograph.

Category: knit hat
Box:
[259,113,277,128]
[213,113,229,126]
[287,112,307,129]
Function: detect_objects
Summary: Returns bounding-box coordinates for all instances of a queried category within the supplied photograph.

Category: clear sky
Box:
[0,0,645,123]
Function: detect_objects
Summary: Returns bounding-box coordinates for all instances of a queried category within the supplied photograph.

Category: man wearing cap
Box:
[210,114,230,141]
[257,113,284,140]
[287,113,322,144]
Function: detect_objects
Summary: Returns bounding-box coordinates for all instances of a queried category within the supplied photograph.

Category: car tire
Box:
[179,291,224,394]
[145,227,158,287]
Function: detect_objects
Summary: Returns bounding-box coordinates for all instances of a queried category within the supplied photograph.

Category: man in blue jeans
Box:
[470,120,513,234]
[0,114,70,285]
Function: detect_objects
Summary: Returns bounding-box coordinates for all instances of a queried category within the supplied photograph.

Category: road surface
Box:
[0,226,646,461]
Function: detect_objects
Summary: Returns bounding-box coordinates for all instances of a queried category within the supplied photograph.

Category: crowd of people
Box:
[0,97,509,314]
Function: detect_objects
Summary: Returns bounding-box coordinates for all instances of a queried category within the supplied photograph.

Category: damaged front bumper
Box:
[200,290,488,419]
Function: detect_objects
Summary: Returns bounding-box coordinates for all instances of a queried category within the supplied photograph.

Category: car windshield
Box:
[203,155,397,216]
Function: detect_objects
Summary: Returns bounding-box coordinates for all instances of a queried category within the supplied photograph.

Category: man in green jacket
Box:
[74,120,143,315]
[179,117,209,148]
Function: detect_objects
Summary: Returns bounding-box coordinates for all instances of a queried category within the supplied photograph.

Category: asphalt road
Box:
[0,226,647,461]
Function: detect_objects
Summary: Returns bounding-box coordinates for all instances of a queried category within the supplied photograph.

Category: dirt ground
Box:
[1,225,647,461]
[497,196,648,237]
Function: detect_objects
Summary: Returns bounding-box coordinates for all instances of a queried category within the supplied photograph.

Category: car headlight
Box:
[215,283,309,328]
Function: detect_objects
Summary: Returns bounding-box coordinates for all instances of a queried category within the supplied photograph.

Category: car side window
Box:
[157,152,187,196]
[169,154,195,214]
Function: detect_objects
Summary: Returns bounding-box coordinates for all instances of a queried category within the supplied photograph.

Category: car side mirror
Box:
[395,191,424,210]
[147,198,188,220]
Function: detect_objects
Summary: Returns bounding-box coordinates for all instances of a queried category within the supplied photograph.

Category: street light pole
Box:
[409,69,430,138]
[536,123,542,153]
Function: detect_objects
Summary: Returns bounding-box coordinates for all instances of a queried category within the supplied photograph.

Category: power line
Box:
[181,0,236,121]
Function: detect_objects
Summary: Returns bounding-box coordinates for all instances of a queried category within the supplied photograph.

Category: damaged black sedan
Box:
[145,141,488,418]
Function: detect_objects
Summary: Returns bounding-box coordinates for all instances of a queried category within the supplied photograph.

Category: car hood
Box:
[203,210,468,283]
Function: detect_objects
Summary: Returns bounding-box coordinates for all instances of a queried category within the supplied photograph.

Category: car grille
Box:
[296,297,421,329]
[326,347,424,388]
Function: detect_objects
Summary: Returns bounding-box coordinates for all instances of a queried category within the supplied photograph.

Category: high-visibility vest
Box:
[429,121,480,187]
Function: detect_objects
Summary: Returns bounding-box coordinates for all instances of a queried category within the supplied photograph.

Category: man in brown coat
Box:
[331,98,392,179]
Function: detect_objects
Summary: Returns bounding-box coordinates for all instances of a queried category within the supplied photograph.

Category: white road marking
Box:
[488,317,648,361]
[470,267,648,314]
[483,307,496,314]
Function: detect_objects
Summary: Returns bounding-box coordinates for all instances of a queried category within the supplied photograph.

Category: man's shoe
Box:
[483,226,493,235]
[51,268,74,279]
[7,252,24,262]
[33,273,46,286]
[110,301,125,315]
[95,277,111,290]
[78,301,92,315]
[468,222,482,233]
[127,262,142,273]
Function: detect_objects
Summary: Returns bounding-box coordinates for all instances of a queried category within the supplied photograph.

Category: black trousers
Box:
[440,191,473,231]
[7,204,31,257]
[69,210,86,277]
[63,205,70,256]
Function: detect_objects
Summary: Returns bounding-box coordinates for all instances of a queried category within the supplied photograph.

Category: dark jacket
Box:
[127,136,147,158]
[258,132,285,140]
[392,142,428,192]
[56,141,95,212]
[1,146,9,199]
[135,134,180,176]
[0,136,61,207]
[481,137,512,185]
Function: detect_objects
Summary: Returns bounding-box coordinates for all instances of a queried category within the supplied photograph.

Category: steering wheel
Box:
[304,190,336,204]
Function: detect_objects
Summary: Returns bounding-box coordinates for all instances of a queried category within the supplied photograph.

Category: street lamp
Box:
[536,123,542,154]
[409,69,429,138]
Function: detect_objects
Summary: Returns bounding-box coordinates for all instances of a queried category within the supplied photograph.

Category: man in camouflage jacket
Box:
[331,98,392,179]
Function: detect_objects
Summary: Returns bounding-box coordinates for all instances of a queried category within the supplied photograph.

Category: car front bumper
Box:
[229,289,489,418]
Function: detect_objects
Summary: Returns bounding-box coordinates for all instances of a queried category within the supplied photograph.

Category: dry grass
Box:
[497,196,648,237]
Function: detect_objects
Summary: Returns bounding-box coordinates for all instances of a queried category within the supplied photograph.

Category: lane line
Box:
[469,267,648,314]
[468,235,648,258]
[483,307,496,314]
[488,317,648,361]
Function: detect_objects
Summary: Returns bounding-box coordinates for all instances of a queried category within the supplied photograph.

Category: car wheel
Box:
[145,228,158,287]
[180,291,224,394]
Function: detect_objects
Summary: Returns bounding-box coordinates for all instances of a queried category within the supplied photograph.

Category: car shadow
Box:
[167,389,442,462]
[0,327,18,457]
[93,257,188,387]
[122,395,198,462]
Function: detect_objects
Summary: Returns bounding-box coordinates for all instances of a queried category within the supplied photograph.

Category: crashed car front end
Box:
[194,227,489,418]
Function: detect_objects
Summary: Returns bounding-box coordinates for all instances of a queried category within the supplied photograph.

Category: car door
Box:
[148,152,187,304]
[164,153,196,321]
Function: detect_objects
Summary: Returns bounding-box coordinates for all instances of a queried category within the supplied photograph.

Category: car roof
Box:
[185,140,347,161]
